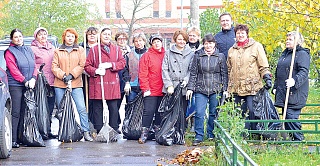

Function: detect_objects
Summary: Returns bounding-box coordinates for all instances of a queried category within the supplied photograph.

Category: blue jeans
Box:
[127,91,139,103]
[55,87,90,132]
[194,93,219,141]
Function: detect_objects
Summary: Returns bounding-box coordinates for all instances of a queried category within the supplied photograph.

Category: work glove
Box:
[180,81,187,88]
[167,86,174,95]
[63,74,74,84]
[67,80,72,89]
[286,78,295,88]
[272,89,276,95]
[95,68,106,76]
[263,74,272,90]
[223,91,229,98]
[124,82,131,95]
[143,90,151,97]
[25,78,36,89]
[186,90,193,100]
[99,62,112,69]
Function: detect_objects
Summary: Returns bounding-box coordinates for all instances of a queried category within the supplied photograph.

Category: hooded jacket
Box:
[273,46,310,109]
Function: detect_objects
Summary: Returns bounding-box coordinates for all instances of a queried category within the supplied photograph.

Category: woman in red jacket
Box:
[138,34,165,144]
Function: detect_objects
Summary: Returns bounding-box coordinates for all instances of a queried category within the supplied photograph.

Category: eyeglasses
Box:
[117,37,127,40]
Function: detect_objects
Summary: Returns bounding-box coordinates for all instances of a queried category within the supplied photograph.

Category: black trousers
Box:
[282,108,303,141]
[234,95,256,130]
[142,96,163,128]
[9,86,26,142]
[91,99,120,133]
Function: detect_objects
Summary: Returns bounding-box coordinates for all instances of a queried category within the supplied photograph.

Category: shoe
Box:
[12,142,19,148]
[84,132,93,142]
[208,137,215,141]
[192,139,202,146]
[48,133,58,139]
[138,127,149,144]
[116,129,122,134]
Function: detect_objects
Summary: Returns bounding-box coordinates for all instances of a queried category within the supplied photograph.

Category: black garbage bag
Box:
[34,63,50,139]
[22,89,45,147]
[253,87,282,139]
[156,84,185,146]
[56,88,83,142]
[122,92,144,140]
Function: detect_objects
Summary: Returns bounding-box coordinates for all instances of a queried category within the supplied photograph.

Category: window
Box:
[153,11,159,18]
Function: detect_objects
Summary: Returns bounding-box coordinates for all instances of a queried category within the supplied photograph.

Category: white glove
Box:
[167,86,174,95]
[99,62,112,69]
[28,78,36,89]
[223,91,229,98]
[186,90,193,100]
[124,82,131,95]
[95,68,106,76]
[180,81,187,88]
[286,78,295,88]
[272,89,276,95]
[143,90,151,97]
[67,80,72,89]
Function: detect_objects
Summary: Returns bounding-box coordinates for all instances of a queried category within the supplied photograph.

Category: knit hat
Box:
[33,27,48,38]
[149,34,163,45]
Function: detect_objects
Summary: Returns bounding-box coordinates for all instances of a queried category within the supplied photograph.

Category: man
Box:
[214,12,235,58]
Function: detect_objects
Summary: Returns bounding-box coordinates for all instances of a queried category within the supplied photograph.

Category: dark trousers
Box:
[117,92,125,125]
[9,86,26,142]
[91,99,120,133]
[142,96,163,128]
[47,93,55,133]
[82,75,93,121]
[234,95,256,130]
[282,108,303,141]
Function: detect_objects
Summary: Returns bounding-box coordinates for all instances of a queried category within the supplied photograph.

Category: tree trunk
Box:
[190,0,199,28]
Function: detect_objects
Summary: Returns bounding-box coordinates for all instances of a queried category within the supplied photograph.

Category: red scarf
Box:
[237,38,249,47]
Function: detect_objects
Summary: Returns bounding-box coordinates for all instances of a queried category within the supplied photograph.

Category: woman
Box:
[273,31,310,141]
[52,28,93,142]
[84,27,126,133]
[138,34,165,144]
[186,33,228,146]
[227,24,272,131]
[5,29,37,148]
[30,27,57,139]
[126,32,148,102]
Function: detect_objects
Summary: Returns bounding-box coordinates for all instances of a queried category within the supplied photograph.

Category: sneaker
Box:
[84,132,93,142]
[192,139,202,146]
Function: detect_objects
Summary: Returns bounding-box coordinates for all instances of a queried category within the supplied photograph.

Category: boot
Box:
[138,127,149,144]
[84,132,93,142]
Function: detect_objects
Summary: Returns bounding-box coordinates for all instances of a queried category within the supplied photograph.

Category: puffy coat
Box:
[187,48,228,95]
[227,38,271,96]
[214,27,236,58]
[273,46,310,109]
[139,47,165,96]
[52,44,85,88]
[31,40,55,86]
[84,43,126,100]
[162,44,194,95]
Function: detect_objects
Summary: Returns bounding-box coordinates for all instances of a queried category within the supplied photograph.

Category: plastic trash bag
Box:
[122,92,144,140]
[253,87,282,139]
[34,63,50,139]
[56,88,83,142]
[156,84,185,146]
[22,89,45,147]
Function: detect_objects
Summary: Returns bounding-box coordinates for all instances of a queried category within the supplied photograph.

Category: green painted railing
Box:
[214,120,258,166]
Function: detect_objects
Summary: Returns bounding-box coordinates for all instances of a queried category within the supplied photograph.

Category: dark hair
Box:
[85,27,98,41]
[115,31,128,41]
[234,24,249,37]
[101,27,112,34]
[202,33,216,45]
[173,30,188,42]
[219,12,232,21]
[10,28,23,40]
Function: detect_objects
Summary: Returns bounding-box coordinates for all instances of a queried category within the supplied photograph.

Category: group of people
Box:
[3,12,310,149]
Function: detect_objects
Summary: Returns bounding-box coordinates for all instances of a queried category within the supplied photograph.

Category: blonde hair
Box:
[187,26,201,36]
[287,31,304,46]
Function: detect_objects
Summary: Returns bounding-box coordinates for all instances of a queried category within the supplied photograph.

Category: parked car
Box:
[0,68,11,159]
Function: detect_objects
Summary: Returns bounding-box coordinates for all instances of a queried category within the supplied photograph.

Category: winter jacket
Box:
[273,46,310,109]
[127,46,147,87]
[31,40,55,86]
[52,44,86,88]
[227,38,271,96]
[84,43,126,100]
[5,43,36,86]
[187,48,228,95]
[162,44,194,95]
[214,27,236,58]
[139,47,165,96]
[118,45,131,92]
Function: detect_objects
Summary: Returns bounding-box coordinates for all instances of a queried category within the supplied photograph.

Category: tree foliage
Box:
[222,0,320,81]
[0,0,101,41]
[0,0,10,37]
[199,8,221,37]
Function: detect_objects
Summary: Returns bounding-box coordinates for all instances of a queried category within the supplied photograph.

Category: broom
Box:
[95,31,120,143]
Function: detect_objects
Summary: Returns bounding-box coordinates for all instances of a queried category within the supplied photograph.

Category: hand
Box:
[63,74,74,84]
[67,80,72,89]
[180,81,187,88]
[223,91,229,98]
[263,73,272,90]
[99,62,112,69]
[95,68,106,76]
[186,90,193,100]
[272,89,276,95]
[124,82,131,95]
[28,78,36,89]
[143,90,151,97]
[167,86,174,95]
[286,78,295,88]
